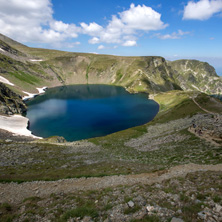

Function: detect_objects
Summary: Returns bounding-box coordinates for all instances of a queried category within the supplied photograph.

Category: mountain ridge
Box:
[0,33,221,99]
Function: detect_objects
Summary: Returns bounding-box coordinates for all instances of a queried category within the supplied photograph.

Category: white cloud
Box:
[80,22,103,36]
[154,30,190,39]
[85,3,167,46]
[98,45,105,50]
[120,3,167,32]
[0,1,167,49]
[0,0,80,48]
[122,40,137,46]
[88,37,100,44]
[183,0,222,20]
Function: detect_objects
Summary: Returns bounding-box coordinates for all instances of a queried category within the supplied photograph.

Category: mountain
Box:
[168,59,222,95]
[0,33,221,98]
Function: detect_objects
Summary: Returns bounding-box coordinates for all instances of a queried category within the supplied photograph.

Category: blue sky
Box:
[0,0,222,75]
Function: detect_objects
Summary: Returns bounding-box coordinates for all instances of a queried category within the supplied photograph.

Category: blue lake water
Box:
[25,85,159,141]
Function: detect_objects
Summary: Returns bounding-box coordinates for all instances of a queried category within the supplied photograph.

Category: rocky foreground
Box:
[1,110,222,221]
[0,88,222,221]
[0,165,222,222]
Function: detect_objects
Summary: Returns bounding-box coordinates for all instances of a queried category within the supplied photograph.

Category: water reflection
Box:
[25,85,159,141]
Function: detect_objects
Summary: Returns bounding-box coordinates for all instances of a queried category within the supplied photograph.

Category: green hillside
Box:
[0,33,221,97]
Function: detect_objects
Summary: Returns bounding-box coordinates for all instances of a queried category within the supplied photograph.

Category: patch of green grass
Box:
[196,192,206,201]
[103,203,113,211]
[212,196,222,203]
[115,69,123,82]
[9,70,41,85]
[130,215,160,222]
[0,203,15,222]
[124,204,141,214]
[60,206,99,221]
[23,196,42,203]
[181,202,202,219]
[0,203,12,211]
[180,193,190,202]
[0,215,15,222]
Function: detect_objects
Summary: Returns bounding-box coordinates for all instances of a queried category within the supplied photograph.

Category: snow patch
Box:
[0,115,41,138]
[0,48,5,52]
[22,91,37,101]
[22,86,47,101]
[29,59,43,62]
[0,75,15,86]
[36,86,47,94]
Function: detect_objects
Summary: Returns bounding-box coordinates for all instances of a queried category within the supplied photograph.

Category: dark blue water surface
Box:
[25,85,159,141]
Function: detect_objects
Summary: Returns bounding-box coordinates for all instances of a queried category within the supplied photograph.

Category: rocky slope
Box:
[0,33,221,96]
[168,59,222,95]
[0,82,26,115]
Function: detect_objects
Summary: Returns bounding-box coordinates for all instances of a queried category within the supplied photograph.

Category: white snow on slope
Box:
[0,75,14,86]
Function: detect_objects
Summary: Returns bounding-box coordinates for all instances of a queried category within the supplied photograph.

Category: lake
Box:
[25,85,159,141]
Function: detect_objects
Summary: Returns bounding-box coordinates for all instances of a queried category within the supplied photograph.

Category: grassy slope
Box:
[0,34,221,181]
[1,91,221,182]
[0,35,181,94]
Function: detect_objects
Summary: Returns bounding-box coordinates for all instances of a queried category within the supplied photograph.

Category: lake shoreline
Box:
[0,84,159,141]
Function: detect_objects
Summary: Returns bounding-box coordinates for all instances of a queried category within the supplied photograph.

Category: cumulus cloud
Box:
[0,0,80,47]
[119,3,167,32]
[98,45,105,50]
[83,3,167,46]
[154,30,190,39]
[88,37,100,44]
[183,0,222,20]
[0,1,167,48]
[122,40,137,46]
[80,22,103,36]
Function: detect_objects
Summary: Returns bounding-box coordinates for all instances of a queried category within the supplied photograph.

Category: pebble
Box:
[127,201,134,208]
[171,217,184,222]
[214,204,222,213]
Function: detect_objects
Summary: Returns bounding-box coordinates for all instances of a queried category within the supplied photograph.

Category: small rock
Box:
[177,209,182,214]
[198,211,207,220]
[146,205,154,212]
[171,217,184,222]
[214,204,222,213]
[128,200,134,208]
[20,206,26,214]
[155,184,161,188]
[82,216,93,222]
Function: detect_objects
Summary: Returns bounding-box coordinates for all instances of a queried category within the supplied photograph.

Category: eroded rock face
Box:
[0,82,27,115]
[168,60,222,95]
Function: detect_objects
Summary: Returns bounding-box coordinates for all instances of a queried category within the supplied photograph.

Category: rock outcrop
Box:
[168,59,222,95]
[0,82,27,115]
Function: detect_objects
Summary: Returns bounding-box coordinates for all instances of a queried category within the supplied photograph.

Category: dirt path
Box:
[188,127,221,146]
[1,163,222,205]
[192,97,214,114]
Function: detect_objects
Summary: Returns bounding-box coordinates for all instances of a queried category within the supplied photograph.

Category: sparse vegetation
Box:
[0,33,222,222]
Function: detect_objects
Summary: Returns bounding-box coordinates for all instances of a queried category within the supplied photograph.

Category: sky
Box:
[0,0,222,75]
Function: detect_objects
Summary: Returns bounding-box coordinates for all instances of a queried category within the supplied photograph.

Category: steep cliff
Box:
[0,82,26,115]
[168,60,222,95]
